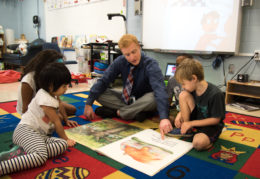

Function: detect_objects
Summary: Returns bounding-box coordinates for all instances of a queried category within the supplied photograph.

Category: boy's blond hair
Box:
[175,58,204,83]
[118,34,140,49]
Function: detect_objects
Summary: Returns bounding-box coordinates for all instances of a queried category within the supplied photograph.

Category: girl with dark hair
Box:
[17,49,77,127]
[0,63,76,176]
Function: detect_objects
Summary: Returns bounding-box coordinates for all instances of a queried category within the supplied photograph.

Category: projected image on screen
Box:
[143,0,241,53]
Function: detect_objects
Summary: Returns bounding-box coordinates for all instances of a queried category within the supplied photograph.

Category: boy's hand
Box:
[67,139,76,147]
[181,121,192,134]
[65,120,78,127]
[174,112,182,128]
[174,118,182,128]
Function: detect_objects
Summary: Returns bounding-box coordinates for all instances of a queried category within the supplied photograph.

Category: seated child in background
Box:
[16,49,77,127]
[152,54,193,124]
[173,58,225,151]
[0,63,76,176]
[167,54,193,110]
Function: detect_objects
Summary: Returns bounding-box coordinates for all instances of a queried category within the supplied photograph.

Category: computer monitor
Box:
[165,63,176,80]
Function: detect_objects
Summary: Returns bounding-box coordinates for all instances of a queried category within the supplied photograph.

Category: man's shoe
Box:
[166,128,193,137]
[134,111,157,122]
[134,112,148,122]
[95,106,118,118]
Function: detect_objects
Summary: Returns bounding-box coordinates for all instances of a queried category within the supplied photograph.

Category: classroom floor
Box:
[0,81,90,103]
[1,80,259,178]
[0,81,259,117]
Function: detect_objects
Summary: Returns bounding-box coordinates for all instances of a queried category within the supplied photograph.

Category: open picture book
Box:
[97,129,193,176]
[65,120,193,176]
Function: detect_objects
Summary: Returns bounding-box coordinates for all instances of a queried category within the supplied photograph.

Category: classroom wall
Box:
[0,0,45,42]
[44,0,126,43]
[0,0,259,88]
[127,0,260,89]
[0,2,20,38]
[19,0,46,42]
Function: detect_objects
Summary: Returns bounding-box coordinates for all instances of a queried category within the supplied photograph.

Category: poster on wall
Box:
[46,0,108,10]
[45,0,126,43]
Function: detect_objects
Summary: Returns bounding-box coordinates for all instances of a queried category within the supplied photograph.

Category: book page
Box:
[97,129,193,176]
[65,119,142,150]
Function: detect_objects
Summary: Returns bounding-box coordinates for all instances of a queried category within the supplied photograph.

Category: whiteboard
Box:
[142,0,242,54]
[44,0,126,43]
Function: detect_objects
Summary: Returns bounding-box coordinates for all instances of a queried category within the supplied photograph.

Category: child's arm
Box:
[21,83,34,113]
[181,117,221,134]
[57,97,78,127]
[41,105,76,147]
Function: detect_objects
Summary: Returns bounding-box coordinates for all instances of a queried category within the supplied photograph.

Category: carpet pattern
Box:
[0,91,259,178]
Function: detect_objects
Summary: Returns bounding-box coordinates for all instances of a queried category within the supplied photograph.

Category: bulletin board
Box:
[44,0,126,43]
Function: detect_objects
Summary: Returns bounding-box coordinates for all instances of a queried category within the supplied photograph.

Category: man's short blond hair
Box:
[118,34,140,49]
[175,58,204,83]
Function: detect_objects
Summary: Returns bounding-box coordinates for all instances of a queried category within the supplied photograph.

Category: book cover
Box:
[72,35,86,48]
[66,35,73,48]
[59,35,66,48]
[65,119,142,150]
[97,129,193,176]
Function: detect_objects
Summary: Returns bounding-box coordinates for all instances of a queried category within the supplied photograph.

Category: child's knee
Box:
[34,151,48,165]
[179,91,192,101]
[67,105,77,115]
[179,91,194,107]
[192,133,211,151]
[192,140,205,151]
[71,106,77,114]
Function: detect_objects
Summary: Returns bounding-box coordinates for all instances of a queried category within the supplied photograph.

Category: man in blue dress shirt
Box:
[84,34,173,138]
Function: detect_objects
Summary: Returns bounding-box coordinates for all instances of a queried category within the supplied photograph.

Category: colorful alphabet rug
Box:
[0,91,259,178]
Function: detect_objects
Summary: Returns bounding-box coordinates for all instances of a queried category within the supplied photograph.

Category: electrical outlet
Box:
[228,64,235,74]
[242,0,253,6]
[254,50,260,61]
[134,0,142,15]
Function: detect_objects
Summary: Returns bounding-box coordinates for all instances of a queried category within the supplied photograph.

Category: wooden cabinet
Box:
[225,80,260,104]
[0,34,5,59]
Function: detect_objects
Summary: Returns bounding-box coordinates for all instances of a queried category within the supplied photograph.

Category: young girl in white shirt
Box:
[17,49,77,127]
[0,63,76,176]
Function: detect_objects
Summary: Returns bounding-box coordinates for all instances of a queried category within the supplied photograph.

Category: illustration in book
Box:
[65,119,142,150]
[97,129,193,176]
[121,137,173,164]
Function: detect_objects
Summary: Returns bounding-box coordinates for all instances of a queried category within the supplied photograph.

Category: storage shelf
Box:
[225,80,260,104]
[228,80,260,87]
[226,92,260,99]
[0,34,5,59]
[84,42,121,74]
